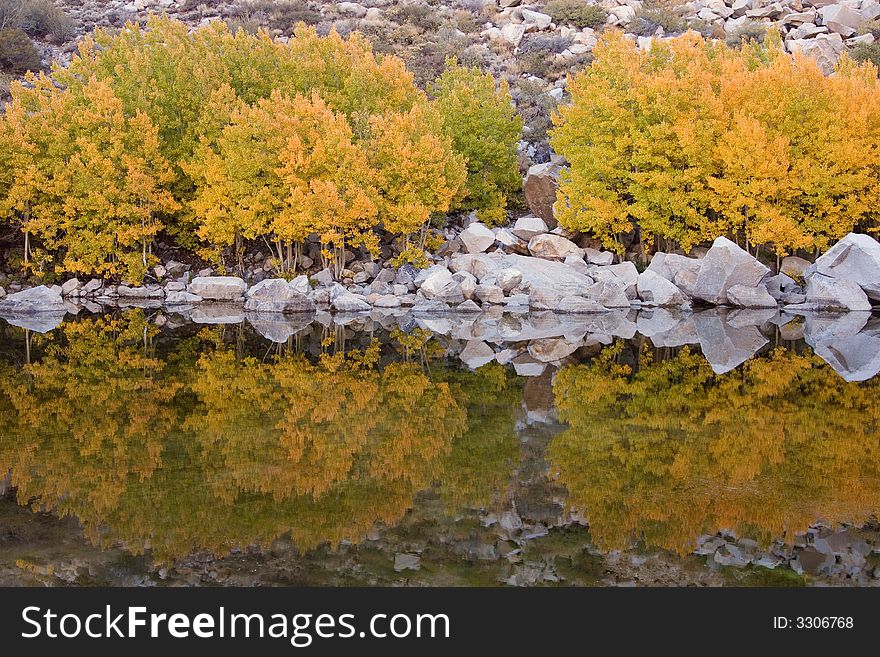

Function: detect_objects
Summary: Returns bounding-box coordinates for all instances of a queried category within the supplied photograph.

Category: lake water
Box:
[0,306,878,586]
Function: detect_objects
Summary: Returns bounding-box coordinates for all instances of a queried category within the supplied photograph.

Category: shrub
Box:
[18,0,76,42]
[851,41,880,70]
[551,31,880,256]
[0,27,39,73]
[725,23,767,48]
[545,0,608,29]
[630,8,688,36]
[1,17,477,279]
[431,60,523,225]
[230,0,322,33]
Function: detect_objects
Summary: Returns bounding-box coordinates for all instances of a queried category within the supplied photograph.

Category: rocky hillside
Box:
[9,0,879,154]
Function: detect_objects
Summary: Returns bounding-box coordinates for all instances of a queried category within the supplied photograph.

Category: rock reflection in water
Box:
[0,308,878,586]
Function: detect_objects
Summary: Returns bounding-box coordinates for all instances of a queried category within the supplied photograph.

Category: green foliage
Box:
[851,41,880,71]
[545,0,608,29]
[0,27,38,73]
[17,0,75,42]
[431,60,523,225]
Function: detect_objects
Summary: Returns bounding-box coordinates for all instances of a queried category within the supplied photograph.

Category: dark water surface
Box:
[0,306,878,586]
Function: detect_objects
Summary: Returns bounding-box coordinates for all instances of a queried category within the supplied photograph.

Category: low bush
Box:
[0,27,39,73]
[545,0,608,29]
[17,0,76,42]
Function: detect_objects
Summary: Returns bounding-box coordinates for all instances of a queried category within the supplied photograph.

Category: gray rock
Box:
[460,341,495,368]
[0,285,65,314]
[694,311,768,374]
[475,284,505,304]
[511,215,549,241]
[372,294,402,308]
[165,291,203,305]
[456,299,482,313]
[61,278,82,297]
[393,553,421,572]
[725,284,778,308]
[528,233,582,260]
[556,296,606,313]
[118,285,164,299]
[188,276,246,301]
[780,256,811,279]
[420,267,464,303]
[814,232,880,300]
[646,252,702,283]
[584,279,631,308]
[244,278,315,313]
[459,222,496,254]
[329,284,371,312]
[523,161,561,226]
[312,268,335,287]
[692,237,769,305]
[496,268,523,293]
[289,274,311,295]
[804,274,871,311]
[637,270,690,307]
[583,248,614,266]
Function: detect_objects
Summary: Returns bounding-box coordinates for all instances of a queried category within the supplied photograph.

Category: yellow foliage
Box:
[552,30,880,255]
[550,344,880,553]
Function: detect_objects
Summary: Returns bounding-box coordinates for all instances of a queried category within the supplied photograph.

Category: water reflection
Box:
[0,308,877,584]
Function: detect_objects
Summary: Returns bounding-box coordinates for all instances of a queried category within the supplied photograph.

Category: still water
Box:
[0,306,878,586]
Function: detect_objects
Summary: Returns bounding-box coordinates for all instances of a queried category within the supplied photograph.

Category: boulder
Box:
[420,267,464,303]
[819,4,862,36]
[693,311,769,374]
[61,278,82,297]
[511,215,549,241]
[244,278,315,313]
[809,332,880,382]
[725,284,778,308]
[528,233,582,260]
[523,162,561,226]
[289,274,311,295]
[521,9,552,30]
[488,269,518,295]
[788,33,845,75]
[646,252,702,283]
[459,222,496,254]
[803,274,872,311]
[372,294,402,308]
[637,270,690,307]
[118,285,164,299]
[460,341,495,369]
[556,296,606,314]
[0,285,65,314]
[692,237,769,305]
[814,233,880,300]
[584,279,631,308]
[329,284,371,312]
[780,256,811,279]
[475,284,505,304]
[165,291,203,305]
[188,276,247,301]
[765,274,805,304]
[583,248,614,266]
